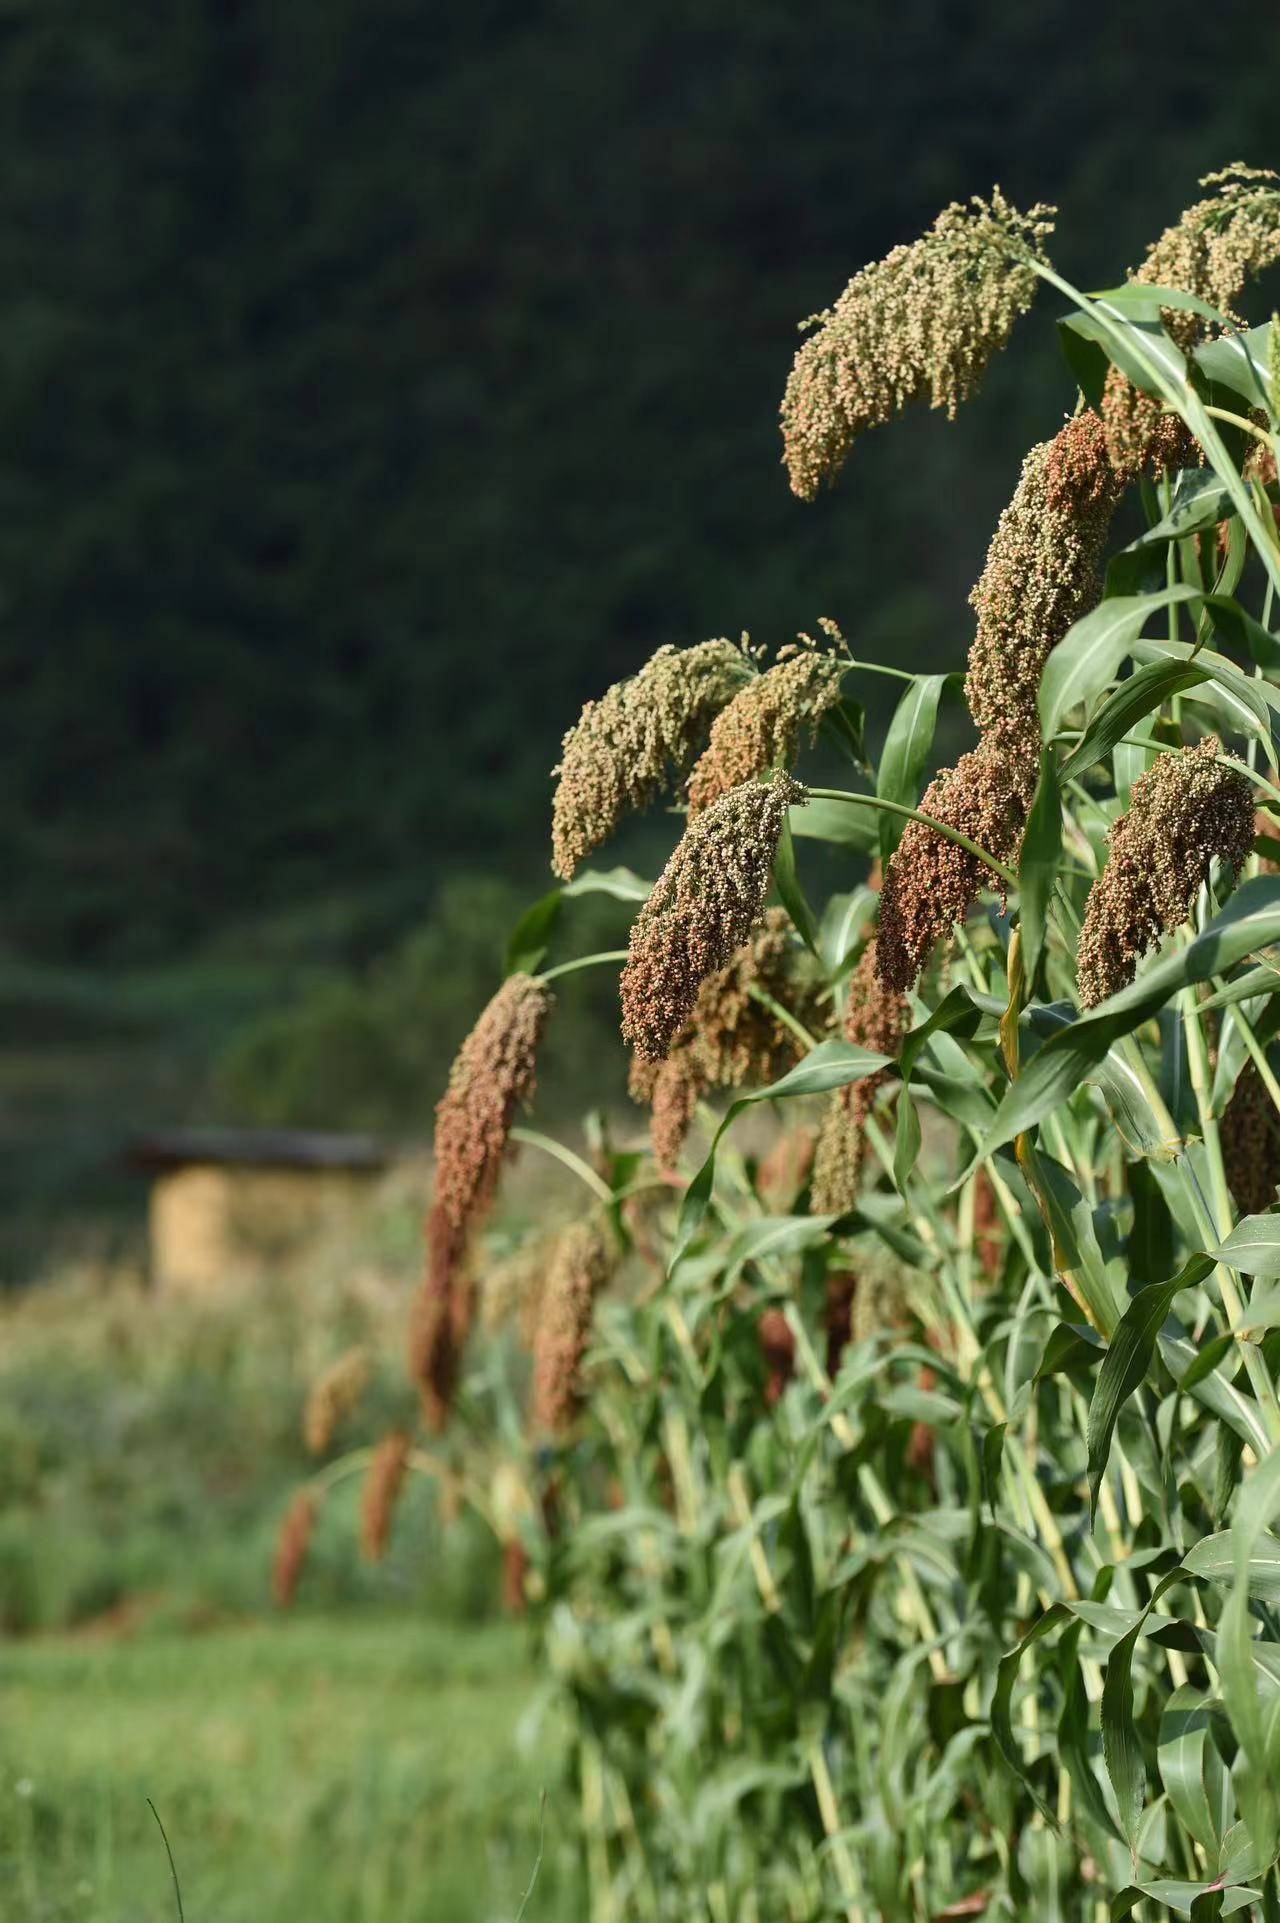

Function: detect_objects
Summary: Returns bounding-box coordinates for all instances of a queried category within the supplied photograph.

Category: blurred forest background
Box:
[3,0,1280,1278]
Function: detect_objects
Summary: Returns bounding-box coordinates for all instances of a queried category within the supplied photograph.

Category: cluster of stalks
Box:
[272,167,1280,1923]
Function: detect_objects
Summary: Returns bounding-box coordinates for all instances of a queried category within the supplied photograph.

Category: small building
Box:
[131,1128,390,1294]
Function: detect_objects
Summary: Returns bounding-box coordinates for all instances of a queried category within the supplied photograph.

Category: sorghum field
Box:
[10,86,1280,1923]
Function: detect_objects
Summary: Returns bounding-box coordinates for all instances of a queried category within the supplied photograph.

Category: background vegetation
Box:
[4,0,1280,1275]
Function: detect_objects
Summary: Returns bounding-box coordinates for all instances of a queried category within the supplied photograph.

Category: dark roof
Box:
[130,1128,390,1173]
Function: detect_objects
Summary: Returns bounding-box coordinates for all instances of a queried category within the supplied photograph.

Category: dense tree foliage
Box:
[2,0,1278,962]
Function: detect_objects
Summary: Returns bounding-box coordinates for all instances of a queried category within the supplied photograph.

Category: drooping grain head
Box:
[755,1125,816,1213]
[620,772,805,1062]
[824,1272,857,1379]
[966,412,1121,755]
[302,1345,371,1456]
[876,739,1036,995]
[432,973,553,1235]
[551,638,749,880]
[628,1047,704,1172]
[1076,738,1255,1008]
[811,940,907,1214]
[360,1430,412,1563]
[1221,1061,1280,1219]
[1102,166,1280,478]
[630,908,819,1165]
[781,189,1054,500]
[757,1307,796,1408]
[687,647,846,813]
[409,1202,466,1431]
[272,1489,317,1609]
[529,1220,614,1436]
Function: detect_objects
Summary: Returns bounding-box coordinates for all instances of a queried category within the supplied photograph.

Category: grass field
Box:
[0,1612,575,1923]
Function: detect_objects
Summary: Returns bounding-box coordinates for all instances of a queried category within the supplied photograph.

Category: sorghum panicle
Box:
[630,908,820,1165]
[413,973,552,1428]
[621,772,805,1062]
[876,739,1036,995]
[409,1203,468,1431]
[1076,738,1254,1008]
[529,1220,614,1435]
[1102,166,1280,477]
[431,973,553,1235]
[824,1271,857,1378]
[811,940,908,1213]
[758,1307,796,1408]
[303,1346,371,1456]
[551,639,749,880]
[966,412,1122,755]
[687,645,846,812]
[1221,1061,1280,1218]
[781,189,1054,500]
[360,1430,412,1563]
[272,1490,317,1608]
[755,1125,816,1213]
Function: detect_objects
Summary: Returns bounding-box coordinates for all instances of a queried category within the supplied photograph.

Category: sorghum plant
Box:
[297,167,1280,1920]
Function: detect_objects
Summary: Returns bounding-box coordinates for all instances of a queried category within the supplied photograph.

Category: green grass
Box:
[0,1613,576,1923]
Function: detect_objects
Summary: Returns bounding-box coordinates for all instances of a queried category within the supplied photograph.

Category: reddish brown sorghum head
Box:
[1102,166,1280,478]
[621,772,805,1062]
[811,940,907,1213]
[414,971,552,1427]
[303,1346,371,1456]
[824,1271,857,1379]
[755,1125,817,1213]
[360,1430,412,1563]
[432,973,553,1235]
[551,638,749,880]
[781,190,1054,499]
[409,1203,470,1432]
[529,1220,614,1435]
[1076,738,1254,1008]
[1221,1061,1280,1219]
[272,1489,317,1608]
[687,645,846,812]
[758,1307,796,1408]
[629,909,820,1164]
[876,738,1036,995]
[629,1047,704,1172]
[966,412,1122,755]
[973,1167,1003,1280]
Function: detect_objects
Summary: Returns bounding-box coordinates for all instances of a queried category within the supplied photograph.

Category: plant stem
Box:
[806,788,1018,888]
[1180,983,1280,1440]
[508,1126,614,1204]
[538,949,629,983]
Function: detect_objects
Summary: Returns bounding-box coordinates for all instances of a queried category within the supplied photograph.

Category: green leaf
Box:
[1102,1569,1188,1854]
[875,673,952,865]
[1058,660,1210,782]
[1018,749,1061,985]
[773,814,821,956]
[1194,322,1274,413]
[505,889,562,975]
[1184,1529,1280,1603]
[1129,470,1240,546]
[1131,635,1273,741]
[1039,584,1201,739]
[991,1603,1071,1824]
[1158,1686,1230,1861]
[561,865,654,903]
[1086,1255,1214,1517]
[1218,1446,1280,1868]
[1029,1146,1127,1337]
[969,880,1280,1166]
[789,797,878,854]
[1208,1214,1280,1277]
[669,1040,892,1272]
